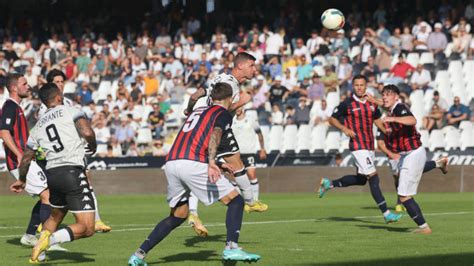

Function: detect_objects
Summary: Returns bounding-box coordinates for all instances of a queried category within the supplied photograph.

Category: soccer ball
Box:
[321,8,345,31]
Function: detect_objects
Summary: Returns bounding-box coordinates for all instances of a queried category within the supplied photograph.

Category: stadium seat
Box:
[296,124,311,153]
[324,131,341,153]
[460,128,474,151]
[310,124,328,152]
[419,129,429,148]
[444,127,461,151]
[419,52,434,65]
[339,134,350,153]
[409,90,425,129]
[423,89,434,113]
[326,92,340,113]
[269,125,284,153]
[282,125,298,153]
[459,121,473,132]
[112,144,123,157]
[406,53,420,67]
[428,129,446,151]
[136,128,153,145]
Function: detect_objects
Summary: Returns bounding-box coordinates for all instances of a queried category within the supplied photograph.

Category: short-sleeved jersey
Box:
[384,102,422,153]
[166,105,232,163]
[193,73,240,109]
[232,116,261,154]
[27,105,87,170]
[38,97,74,118]
[331,95,381,151]
[0,99,29,170]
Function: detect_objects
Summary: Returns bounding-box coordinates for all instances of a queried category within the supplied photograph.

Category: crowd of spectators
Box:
[1,0,474,157]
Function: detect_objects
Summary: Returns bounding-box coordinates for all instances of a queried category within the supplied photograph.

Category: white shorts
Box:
[351,150,376,176]
[389,159,399,176]
[10,161,48,197]
[164,160,235,208]
[397,147,427,196]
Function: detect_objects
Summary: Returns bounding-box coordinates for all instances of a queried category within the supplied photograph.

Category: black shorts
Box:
[241,154,256,168]
[217,129,240,159]
[45,166,95,213]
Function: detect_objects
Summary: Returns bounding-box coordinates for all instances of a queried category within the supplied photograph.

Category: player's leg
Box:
[398,147,431,234]
[388,160,405,212]
[129,161,189,265]
[22,200,42,246]
[423,156,448,174]
[187,192,208,237]
[85,169,112,232]
[366,171,400,222]
[318,151,369,198]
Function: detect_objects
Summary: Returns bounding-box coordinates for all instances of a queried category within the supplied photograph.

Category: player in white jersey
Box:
[37,70,111,233]
[184,52,267,237]
[232,107,267,204]
[11,83,98,263]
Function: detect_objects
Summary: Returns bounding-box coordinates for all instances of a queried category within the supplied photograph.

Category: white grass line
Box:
[0,211,471,238]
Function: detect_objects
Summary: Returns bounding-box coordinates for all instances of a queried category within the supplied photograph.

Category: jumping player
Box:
[376,129,448,212]
[318,74,402,223]
[380,84,432,234]
[38,69,111,233]
[1,74,51,247]
[11,83,99,262]
[128,83,260,265]
[185,52,267,237]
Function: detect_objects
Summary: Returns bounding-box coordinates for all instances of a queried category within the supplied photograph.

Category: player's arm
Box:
[373,108,387,134]
[254,123,267,160]
[75,117,97,154]
[18,147,36,183]
[185,87,206,115]
[329,102,355,138]
[383,105,417,126]
[377,139,400,160]
[208,127,223,183]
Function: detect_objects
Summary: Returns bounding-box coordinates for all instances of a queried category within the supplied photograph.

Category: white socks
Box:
[234,168,254,205]
[49,228,72,245]
[250,179,259,201]
[188,193,199,216]
[90,189,101,221]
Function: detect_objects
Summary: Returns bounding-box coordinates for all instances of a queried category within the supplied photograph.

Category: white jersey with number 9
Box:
[27,105,87,170]
[193,73,240,109]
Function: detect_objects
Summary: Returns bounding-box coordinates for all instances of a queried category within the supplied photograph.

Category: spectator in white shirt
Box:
[306,29,325,56]
[311,99,332,125]
[209,42,224,60]
[265,28,284,57]
[270,104,284,125]
[410,64,432,91]
[293,38,311,63]
[414,24,430,52]
[184,42,200,61]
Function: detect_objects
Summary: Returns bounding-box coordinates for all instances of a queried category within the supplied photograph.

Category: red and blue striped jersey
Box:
[385,102,422,153]
[166,105,233,163]
[0,99,29,171]
[331,95,381,151]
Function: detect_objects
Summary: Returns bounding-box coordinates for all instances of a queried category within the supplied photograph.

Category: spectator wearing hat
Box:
[427,23,448,59]
[269,75,289,109]
[295,96,311,126]
[307,74,324,101]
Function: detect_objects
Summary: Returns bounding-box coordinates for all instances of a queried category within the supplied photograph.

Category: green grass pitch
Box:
[0,192,473,265]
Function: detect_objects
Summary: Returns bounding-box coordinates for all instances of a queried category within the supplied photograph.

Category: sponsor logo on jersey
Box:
[82,196,91,202]
[79,173,87,179]
[82,188,90,193]
[80,180,88,186]
[83,204,92,210]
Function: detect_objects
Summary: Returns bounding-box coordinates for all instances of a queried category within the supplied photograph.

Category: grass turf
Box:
[0,192,473,265]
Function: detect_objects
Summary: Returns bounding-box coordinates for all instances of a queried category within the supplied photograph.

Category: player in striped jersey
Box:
[376,129,448,212]
[1,74,52,248]
[128,83,260,265]
[37,69,111,233]
[184,52,267,237]
[319,74,402,223]
[381,84,432,234]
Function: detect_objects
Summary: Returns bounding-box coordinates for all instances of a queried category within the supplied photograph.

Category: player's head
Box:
[381,84,400,109]
[211,82,233,109]
[39,82,63,108]
[352,74,367,98]
[233,52,257,81]
[46,69,66,92]
[7,73,30,98]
